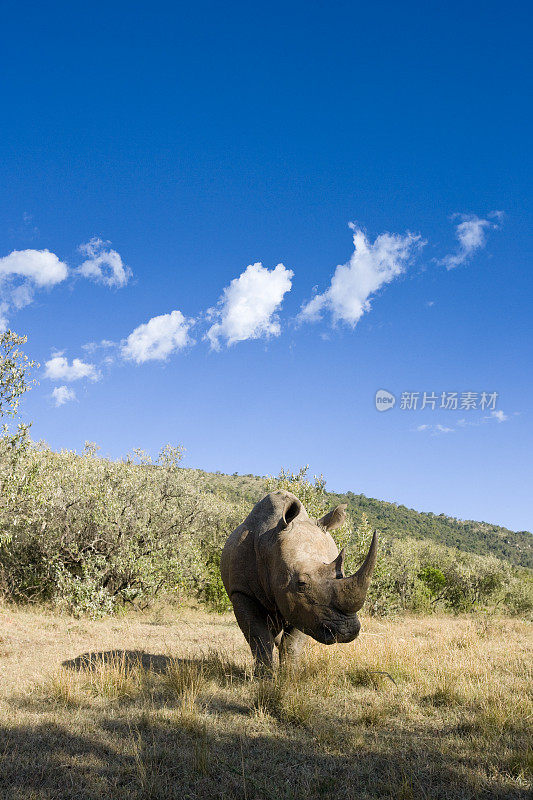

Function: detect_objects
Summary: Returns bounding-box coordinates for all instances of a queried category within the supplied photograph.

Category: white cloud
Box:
[0,303,9,330]
[205,262,293,350]
[52,385,76,406]
[44,353,100,382]
[416,423,454,435]
[82,339,116,354]
[440,212,503,270]
[0,249,69,329]
[121,310,193,363]
[299,224,423,327]
[458,409,509,428]
[0,249,68,287]
[77,237,131,288]
[0,237,130,329]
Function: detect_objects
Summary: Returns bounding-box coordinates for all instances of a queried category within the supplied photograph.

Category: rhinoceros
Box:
[221,489,378,672]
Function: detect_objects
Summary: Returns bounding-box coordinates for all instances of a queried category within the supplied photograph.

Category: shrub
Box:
[0,436,241,615]
[0,329,37,419]
[264,469,531,618]
[0,444,529,618]
[0,331,529,620]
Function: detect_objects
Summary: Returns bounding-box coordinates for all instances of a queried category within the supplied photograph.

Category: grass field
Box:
[0,604,531,800]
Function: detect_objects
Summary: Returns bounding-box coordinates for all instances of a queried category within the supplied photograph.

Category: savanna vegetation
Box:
[201,471,533,569]
[0,329,531,620]
[1,435,532,619]
[0,330,531,798]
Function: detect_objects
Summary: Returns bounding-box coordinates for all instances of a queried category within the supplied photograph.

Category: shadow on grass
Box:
[62,649,174,673]
[10,651,251,717]
[0,714,528,800]
[62,649,250,682]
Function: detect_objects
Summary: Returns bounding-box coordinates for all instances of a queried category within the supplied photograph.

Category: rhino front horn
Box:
[334,531,378,613]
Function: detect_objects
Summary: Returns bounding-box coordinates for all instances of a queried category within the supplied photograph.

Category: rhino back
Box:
[221,491,313,614]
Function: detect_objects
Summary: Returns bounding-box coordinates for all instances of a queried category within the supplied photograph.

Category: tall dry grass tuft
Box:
[164,658,205,700]
[251,673,315,726]
[42,668,84,708]
[41,654,153,708]
[202,648,251,685]
[80,652,153,701]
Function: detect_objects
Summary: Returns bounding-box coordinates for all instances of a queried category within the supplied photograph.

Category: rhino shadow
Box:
[62,649,250,683]
[62,649,174,673]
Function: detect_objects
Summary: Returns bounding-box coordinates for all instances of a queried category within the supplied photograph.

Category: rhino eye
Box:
[296,579,308,592]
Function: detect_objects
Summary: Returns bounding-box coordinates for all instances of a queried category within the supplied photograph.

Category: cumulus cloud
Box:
[457,409,509,428]
[299,224,423,327]
[52,385,76,406]
[82,339,116,354]
[0,249,67,287]
[77,237,132,288]
[205,262,293,350]
[0,237,131,328]
[0,249,69,329]
[440,212,503,270]
[416,423,454,435]
[121,310,193,363]
[44,353,101,382]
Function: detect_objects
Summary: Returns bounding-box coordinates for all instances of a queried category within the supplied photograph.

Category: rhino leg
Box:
[278,626,310,668]
[230,592,275,674]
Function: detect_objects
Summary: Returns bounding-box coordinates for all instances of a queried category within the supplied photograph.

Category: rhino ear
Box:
[318,504,347,531]
[280,497,302,529]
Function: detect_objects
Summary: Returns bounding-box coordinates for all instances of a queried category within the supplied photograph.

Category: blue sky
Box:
[1,1,531,531]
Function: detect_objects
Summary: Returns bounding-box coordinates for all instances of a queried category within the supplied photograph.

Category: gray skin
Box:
[221,490,378,672]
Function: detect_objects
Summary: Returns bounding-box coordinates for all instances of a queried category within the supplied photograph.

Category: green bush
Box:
[196,547,232,612]
[0,433,243,615]
[419,566,447,598]
[0,442,530,618]
[264,468,532,619]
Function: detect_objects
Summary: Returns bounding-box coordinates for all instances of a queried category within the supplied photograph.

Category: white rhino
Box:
[221,490,378,672]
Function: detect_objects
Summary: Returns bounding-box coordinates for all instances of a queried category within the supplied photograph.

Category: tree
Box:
[0,330,37,418]
[0,330,37,548]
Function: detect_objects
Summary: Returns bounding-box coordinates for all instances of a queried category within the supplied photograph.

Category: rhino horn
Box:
[332,531,378,613]
[327,548,346,578]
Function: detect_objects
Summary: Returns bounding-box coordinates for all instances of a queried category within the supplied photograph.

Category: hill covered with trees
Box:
[0,330,530,619]
[197,470,533,569]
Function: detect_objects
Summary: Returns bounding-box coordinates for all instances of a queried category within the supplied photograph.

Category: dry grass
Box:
[0,605,531,799]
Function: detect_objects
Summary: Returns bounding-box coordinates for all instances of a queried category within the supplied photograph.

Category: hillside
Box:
[196,470,533,569]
